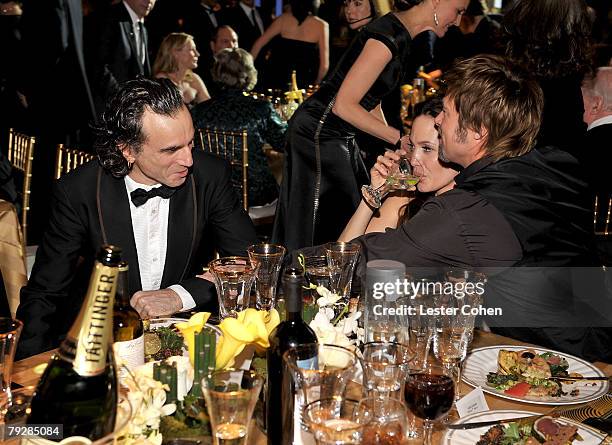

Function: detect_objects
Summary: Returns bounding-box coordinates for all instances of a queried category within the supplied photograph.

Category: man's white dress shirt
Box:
[124,175,196,310]
[123,1,147,66]
[587,115,612,131]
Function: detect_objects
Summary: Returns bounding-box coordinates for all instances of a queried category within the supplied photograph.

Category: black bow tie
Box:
[130,185,176,207]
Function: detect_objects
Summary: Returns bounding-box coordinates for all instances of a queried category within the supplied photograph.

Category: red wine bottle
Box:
[266,267,318,445]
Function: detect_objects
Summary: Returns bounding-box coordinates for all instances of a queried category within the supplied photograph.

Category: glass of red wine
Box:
[404,364,455,445]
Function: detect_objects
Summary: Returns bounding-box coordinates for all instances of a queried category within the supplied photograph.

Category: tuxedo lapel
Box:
[143,25,151,76]
[97,168,142,291]
[120,20,144,75]
[161,176,196,287]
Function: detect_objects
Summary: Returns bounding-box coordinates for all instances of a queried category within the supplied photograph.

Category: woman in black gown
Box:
[251,0,329,90]
[272,0,469,251]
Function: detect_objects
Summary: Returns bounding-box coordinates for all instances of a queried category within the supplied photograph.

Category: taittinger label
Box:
[71,263,119,376]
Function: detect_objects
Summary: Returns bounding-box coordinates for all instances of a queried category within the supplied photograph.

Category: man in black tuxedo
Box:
[221,0,265,52]
[16,78,257,358]
[88,0,156,117]
[582,66,612,197]
[182,0,223,90]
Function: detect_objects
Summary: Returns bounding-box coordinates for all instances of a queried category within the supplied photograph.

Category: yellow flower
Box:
[176,312,211,364]
[216,316,256,369]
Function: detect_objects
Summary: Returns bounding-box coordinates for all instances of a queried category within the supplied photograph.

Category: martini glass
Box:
[361,156,419,209]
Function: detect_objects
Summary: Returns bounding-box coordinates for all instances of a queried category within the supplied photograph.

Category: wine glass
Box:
[361,155,419,209]
[431,292,477,400]
[208,257,256,319]
[404,364,455,445]
[247,243,286,311]
[202,369,264,445]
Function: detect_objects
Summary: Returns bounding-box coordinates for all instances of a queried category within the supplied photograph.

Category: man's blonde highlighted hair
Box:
[444,55,544,161]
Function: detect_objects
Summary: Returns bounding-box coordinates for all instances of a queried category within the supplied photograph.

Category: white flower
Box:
[316,286,342,307]
[119,363,176,444]
[335,310,361,336]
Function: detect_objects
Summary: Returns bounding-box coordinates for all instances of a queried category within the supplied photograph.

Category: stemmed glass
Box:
[404,364,455,445]
[0,318,22,413]
[247,243,286,311]
[431,292,478,400]
[361,341,412,399]
[325,242,360,302]
[361,155,419,209]
[302,398,367,445]
[201,369,264,445]
[357,397,410,445]
[208,257,256,319]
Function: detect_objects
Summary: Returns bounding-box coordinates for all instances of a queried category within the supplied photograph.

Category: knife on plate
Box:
[446,413,555,430]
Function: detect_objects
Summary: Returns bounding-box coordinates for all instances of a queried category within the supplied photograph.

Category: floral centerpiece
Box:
[118,309,280,444]
[306,282,364,349]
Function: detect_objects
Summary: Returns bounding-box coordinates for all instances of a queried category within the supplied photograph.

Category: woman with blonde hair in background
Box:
[153,32,210,106]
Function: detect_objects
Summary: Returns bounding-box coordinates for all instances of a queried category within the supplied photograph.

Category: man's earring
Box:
[127,161,133,169]
[434,10,439,26]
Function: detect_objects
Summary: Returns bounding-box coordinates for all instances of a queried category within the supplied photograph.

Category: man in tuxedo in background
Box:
[221,0,266,52]
[182,0,223,89]
[582,67,612,197]
[17,78,257,359]
[211,25,239,55]
[88,0,156,117]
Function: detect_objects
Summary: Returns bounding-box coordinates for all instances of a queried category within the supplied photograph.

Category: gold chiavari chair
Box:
[594,195,612,237]
[197,127,249,211]
[7,128,35,248]
[55,144,96,180]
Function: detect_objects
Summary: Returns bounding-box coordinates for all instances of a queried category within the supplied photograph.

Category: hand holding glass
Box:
[362,155,419,209]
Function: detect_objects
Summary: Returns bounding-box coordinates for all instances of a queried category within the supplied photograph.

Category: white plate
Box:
[147,317,222,358]
[443,410,606,445]
[148,317,222,338]
[462,345,609,405]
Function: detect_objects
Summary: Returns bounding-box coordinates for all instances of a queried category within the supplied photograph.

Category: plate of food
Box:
[144,317,221,361]
[462,346,609,405]
[443,410,606,445]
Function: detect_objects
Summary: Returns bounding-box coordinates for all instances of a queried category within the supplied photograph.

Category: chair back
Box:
[594,195,612,237]
[197,127,249,210]
[7,129,35,247]
[55,144,96,180]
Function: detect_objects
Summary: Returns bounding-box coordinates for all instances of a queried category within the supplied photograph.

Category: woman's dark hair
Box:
[290,0,316,24]
[93,77,184,178]
[503,0,593,79]
[465,0,486,17]
[413,96,443,118]
[394,0,424,12]
[396,96,444,226]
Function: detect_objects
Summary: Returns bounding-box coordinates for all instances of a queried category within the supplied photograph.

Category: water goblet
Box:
[0,318,22,411]
[302,398,367,445]
[361,156,419,209]
[208,257,256,319]
[201,369,264,445]
[404,364,455,445]
[361,341,412,399]
[325,242,360,302]
[247,243,286,311]
[284,344,359,440]
[357,397,410,445]
[431,291,477,400]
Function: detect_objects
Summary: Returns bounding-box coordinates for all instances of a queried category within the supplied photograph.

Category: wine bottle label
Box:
[113,334,145,379]
[70,262,119,376]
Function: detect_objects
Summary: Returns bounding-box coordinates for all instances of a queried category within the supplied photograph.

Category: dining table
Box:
[11,330,612,445]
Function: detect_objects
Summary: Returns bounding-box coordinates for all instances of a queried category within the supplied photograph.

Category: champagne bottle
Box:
[266,267,318,445]
[27,245,122,440]
[113,261,144,379]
